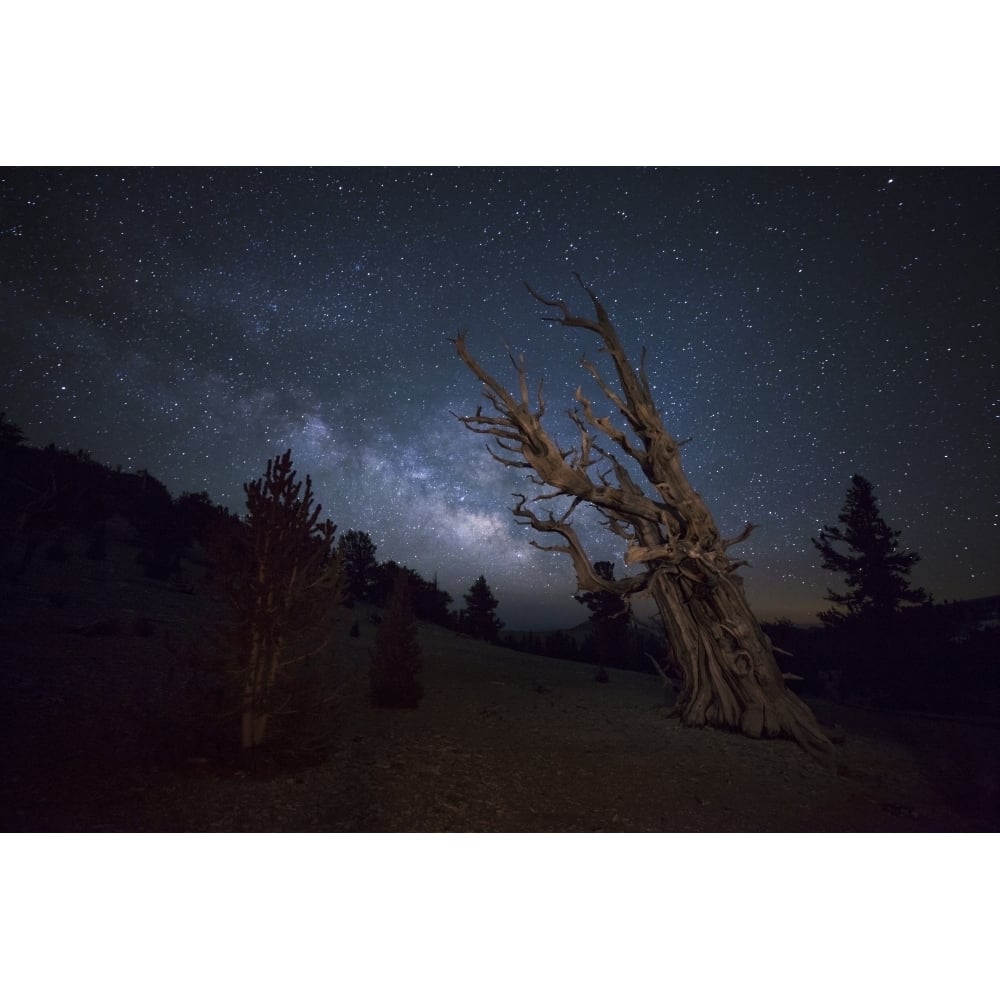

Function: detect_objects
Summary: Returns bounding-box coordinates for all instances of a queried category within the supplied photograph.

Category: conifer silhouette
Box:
[813,474,929,625]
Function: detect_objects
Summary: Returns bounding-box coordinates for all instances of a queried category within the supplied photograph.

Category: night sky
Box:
[2,167,997,629]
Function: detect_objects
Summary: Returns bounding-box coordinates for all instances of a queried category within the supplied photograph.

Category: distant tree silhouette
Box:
[460,574,504,641]
[369,570,424,708]
[173,490,229,549]
[409,571,454,626]
[574,560,633,669]
[812,474,930,626]
[1,440,104,579]
[338,529,379,603]
[122,469,179,578]
[368,558,401,606]
[0,412,26,450]
[812,475,936,707]
[366,560,453,626]
[543,630,579,660]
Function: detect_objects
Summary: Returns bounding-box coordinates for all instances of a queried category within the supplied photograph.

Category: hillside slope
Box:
[1,533,997,832]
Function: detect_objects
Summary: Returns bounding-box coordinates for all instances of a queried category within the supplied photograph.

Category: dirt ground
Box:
[2,539,997,833]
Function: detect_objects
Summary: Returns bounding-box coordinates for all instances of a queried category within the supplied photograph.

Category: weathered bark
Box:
[454,276,834,762]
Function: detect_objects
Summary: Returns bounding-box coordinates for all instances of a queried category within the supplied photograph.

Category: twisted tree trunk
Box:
[647,569,833,759]
[454,276,834,762]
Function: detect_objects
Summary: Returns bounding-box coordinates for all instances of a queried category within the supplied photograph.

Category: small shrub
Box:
[594,666,610,684]
[369,573,423,708]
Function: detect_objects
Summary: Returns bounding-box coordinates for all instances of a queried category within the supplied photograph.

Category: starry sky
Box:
[2,167,997,629]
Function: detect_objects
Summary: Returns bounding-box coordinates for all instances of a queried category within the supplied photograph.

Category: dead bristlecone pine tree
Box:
[453,276,835,762]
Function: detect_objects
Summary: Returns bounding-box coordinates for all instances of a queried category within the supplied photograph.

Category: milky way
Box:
[2,167,997,628]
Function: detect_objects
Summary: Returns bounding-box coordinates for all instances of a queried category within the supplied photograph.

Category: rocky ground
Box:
[2,535,997,833]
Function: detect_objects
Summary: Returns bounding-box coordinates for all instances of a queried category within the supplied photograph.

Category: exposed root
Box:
[676,688,838,768]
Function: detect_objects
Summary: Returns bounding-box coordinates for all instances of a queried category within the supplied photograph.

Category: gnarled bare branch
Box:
[511,494,652,597]
[722,522,758,549]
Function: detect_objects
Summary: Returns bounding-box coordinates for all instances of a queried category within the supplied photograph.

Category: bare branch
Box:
[454,337,669,530]
[572,385,648,468]
[722,522,757,549]
[645,652,675,691]
[484,445,532,469]
[511,494,651,597]
[602,515,636,542]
